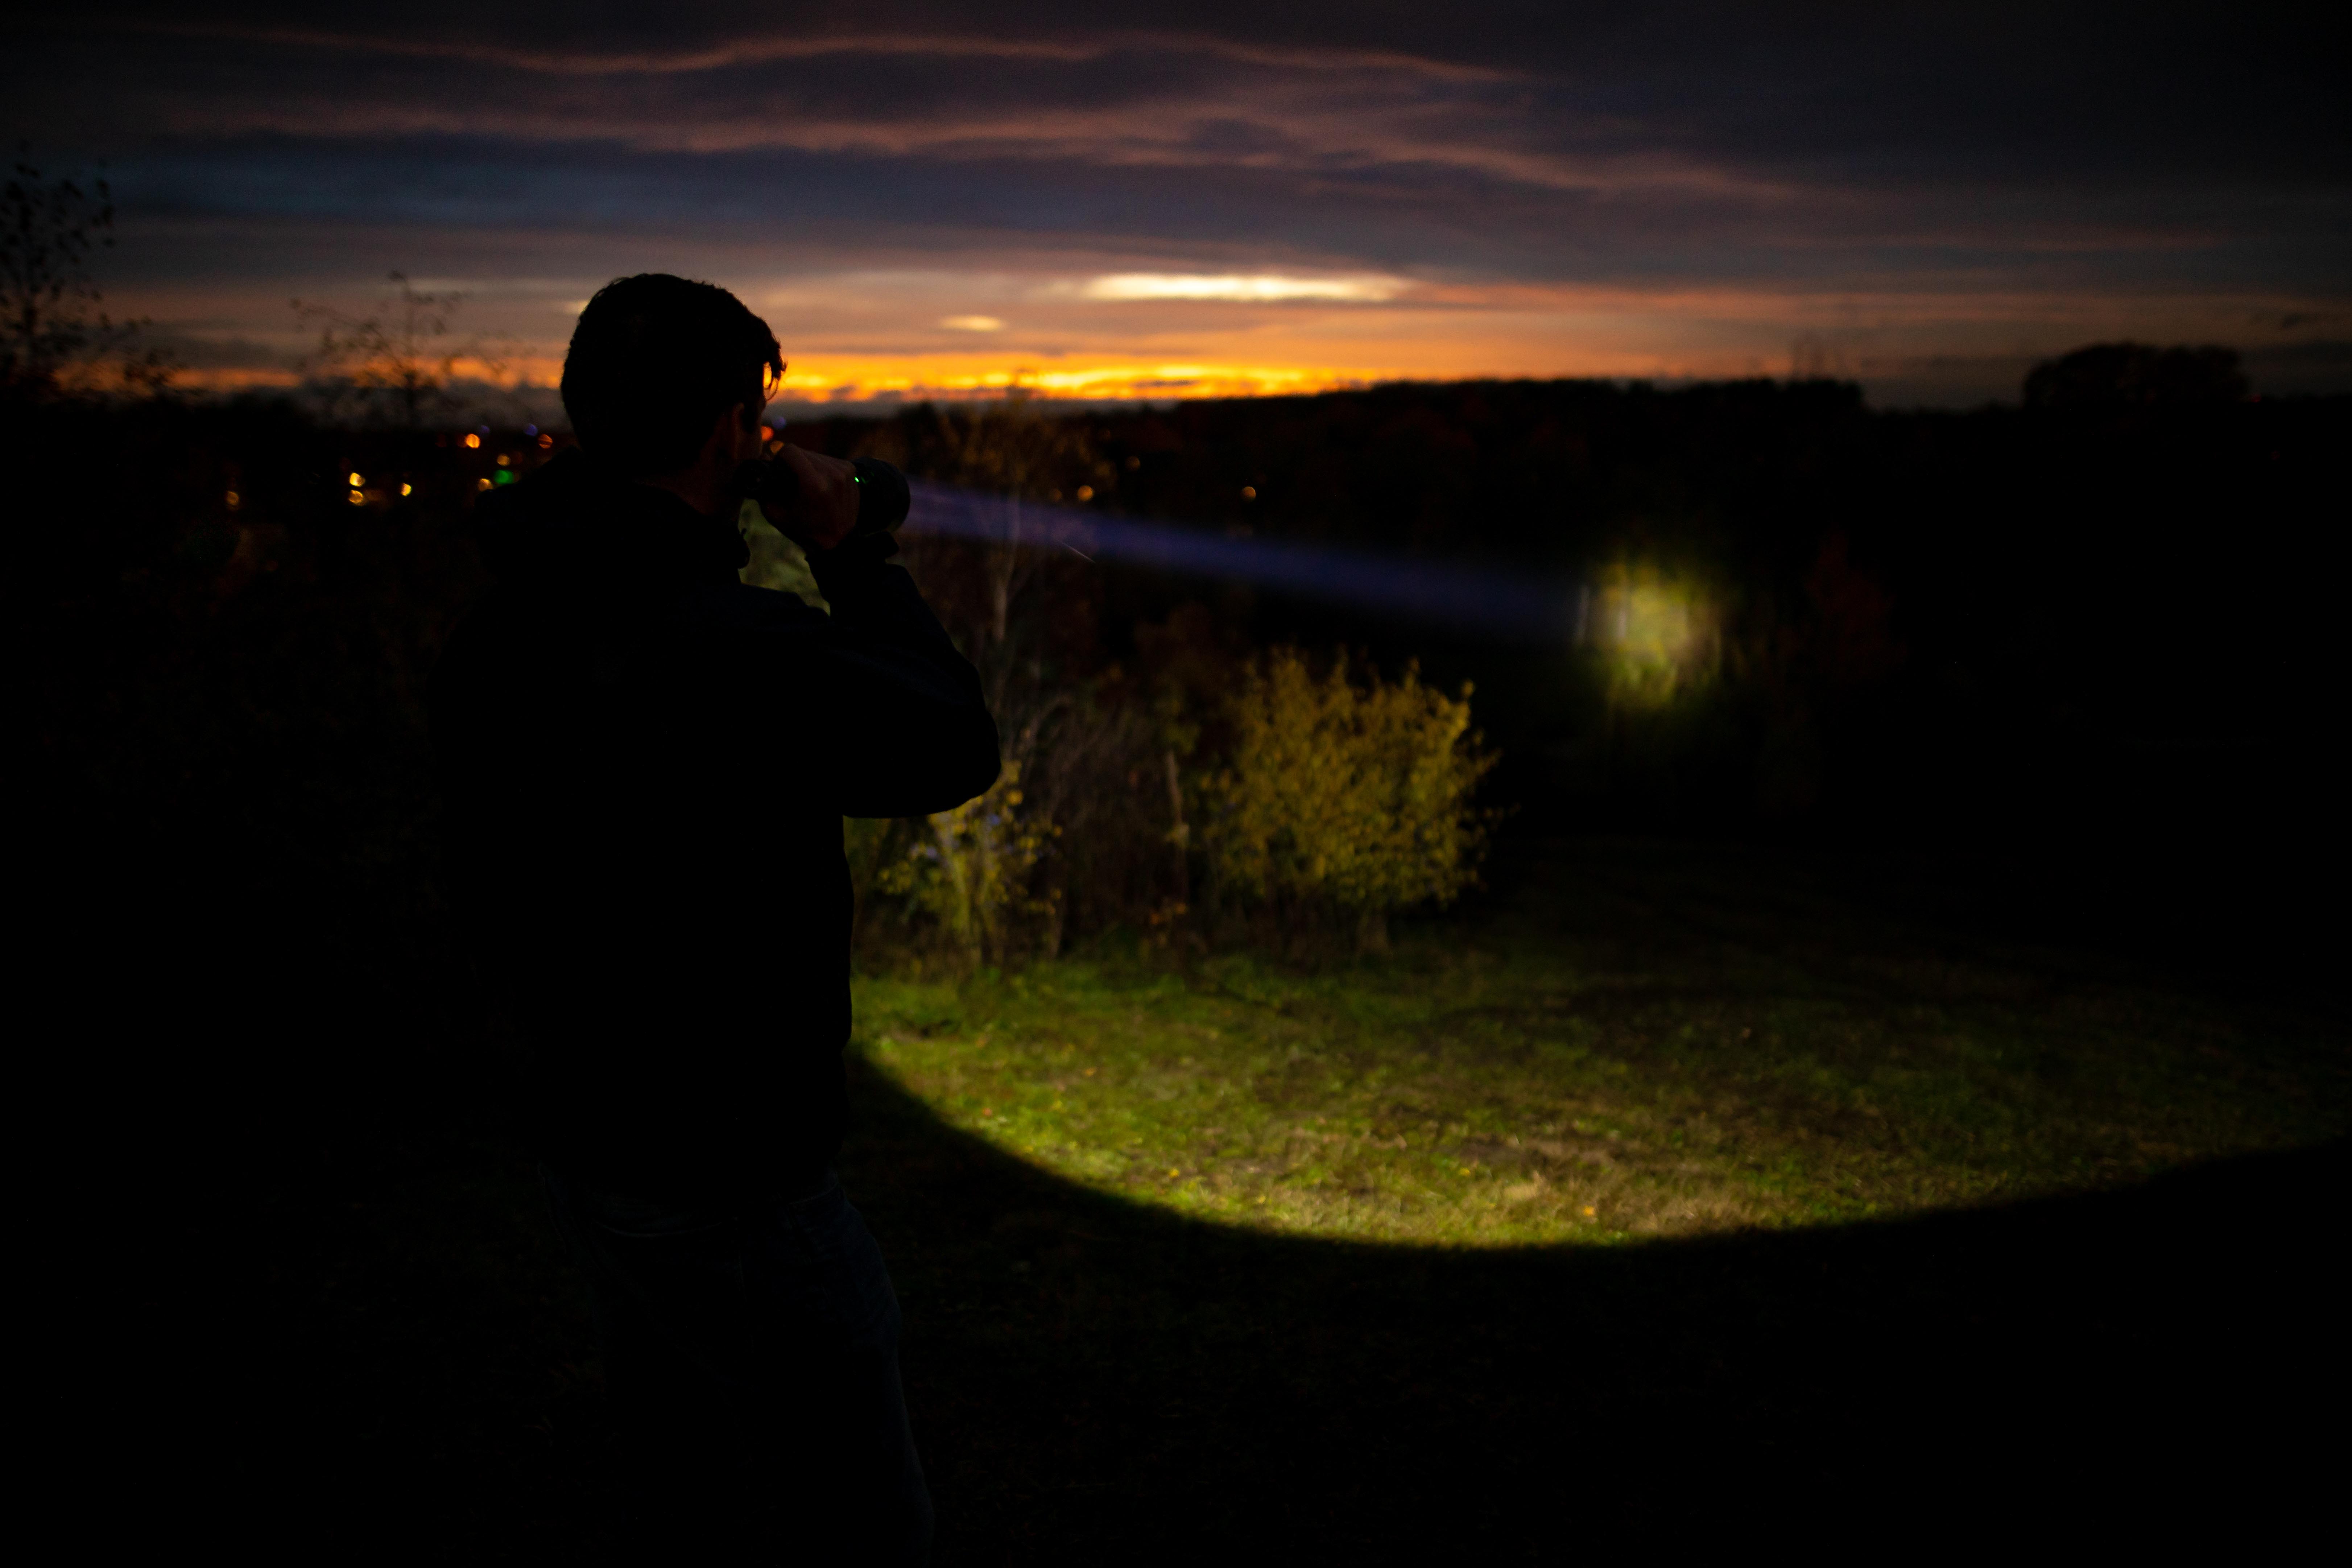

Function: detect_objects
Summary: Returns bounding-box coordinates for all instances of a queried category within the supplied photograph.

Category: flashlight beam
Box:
[904,481,1583,643]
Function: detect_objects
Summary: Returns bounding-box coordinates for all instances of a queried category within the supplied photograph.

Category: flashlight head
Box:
[729,454,910,535]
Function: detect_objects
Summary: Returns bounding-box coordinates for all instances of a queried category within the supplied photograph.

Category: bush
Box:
[820,410,1508,969]
[1198,648,1495,953]
[860,762,1056,972]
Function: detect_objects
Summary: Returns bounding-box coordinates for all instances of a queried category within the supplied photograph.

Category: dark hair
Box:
[560,274,783,475]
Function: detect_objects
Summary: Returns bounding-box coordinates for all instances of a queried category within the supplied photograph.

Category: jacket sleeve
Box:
[799,533,1001,818]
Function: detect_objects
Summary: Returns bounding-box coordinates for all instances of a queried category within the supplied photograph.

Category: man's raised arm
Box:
[801,531,1001,819]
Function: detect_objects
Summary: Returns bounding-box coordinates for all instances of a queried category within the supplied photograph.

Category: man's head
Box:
[561,274,782,479]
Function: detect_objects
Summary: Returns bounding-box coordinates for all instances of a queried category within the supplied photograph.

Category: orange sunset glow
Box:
[154,270,2328,409]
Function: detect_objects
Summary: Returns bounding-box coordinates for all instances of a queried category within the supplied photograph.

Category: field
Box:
[859,838,2340,1248]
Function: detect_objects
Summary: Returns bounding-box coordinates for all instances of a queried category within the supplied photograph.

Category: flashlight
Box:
[730,455,910,536]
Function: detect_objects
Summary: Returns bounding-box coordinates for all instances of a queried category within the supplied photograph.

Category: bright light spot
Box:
[347,489,365,506]
[1589,564,1718,709]
[493,453,507,465]
[464,434,481,449]
[1240,485,1257,500]
[759,425,774,442]
[225,491,240,509]
[1075,485,1094,502]
[399,483,412,497]
[1075,274,1406,303]
[939,315,1005,332]
[347,472,363,487]
[538,434,553,449]
[476,477,492,492]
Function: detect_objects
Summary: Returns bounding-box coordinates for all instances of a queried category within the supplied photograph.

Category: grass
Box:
[857,839,2347,1246]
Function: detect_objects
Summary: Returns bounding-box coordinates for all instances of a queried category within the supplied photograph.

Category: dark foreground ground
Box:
[41,837,2347,1561]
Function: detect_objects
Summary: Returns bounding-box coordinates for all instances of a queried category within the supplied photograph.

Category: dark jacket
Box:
[430,448,997,1198]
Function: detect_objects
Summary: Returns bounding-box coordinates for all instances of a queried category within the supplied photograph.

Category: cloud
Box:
[107,17,1518,84]
[939,315,1004,331]
[9,14,1799,213]
[1072,274,1407,303]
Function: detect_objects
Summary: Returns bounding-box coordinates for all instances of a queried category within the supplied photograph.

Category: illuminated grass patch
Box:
[855,879,2344,1245]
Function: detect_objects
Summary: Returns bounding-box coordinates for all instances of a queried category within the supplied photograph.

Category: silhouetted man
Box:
[431,273,997,1560]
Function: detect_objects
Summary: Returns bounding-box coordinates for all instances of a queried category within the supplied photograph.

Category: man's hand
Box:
[764,443,860,554]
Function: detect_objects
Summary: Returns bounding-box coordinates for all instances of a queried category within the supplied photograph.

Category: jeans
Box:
[543,1166,934,1562]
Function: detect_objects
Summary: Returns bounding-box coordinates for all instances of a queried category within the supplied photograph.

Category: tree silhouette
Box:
[0,153,166,396]
[2022,343,2248,409]
[295,272,505,429]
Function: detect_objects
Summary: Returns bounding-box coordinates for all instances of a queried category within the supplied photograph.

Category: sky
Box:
[9,2,2347,408]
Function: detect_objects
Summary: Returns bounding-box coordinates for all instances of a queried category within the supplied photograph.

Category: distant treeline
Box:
[15,351,2346,982]
[775,353,2344,866]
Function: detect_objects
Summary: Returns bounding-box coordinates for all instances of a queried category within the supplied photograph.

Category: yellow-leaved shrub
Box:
[1199,648,1495,951]
[870,760,1057,970]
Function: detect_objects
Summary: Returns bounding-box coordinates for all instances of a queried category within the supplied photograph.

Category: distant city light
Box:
[524,424,537,437]
[1075,485,1094,501]
[464,433,481,449]
[494,453,508,465]
[538,434,554,449]
[476,477,492,491]
[225,491,240,509]
[347,489,365,506]
[348,471,363,486]
[1241,485,1257,500]
[399,483,412,496]
[1075,274,1406,303]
